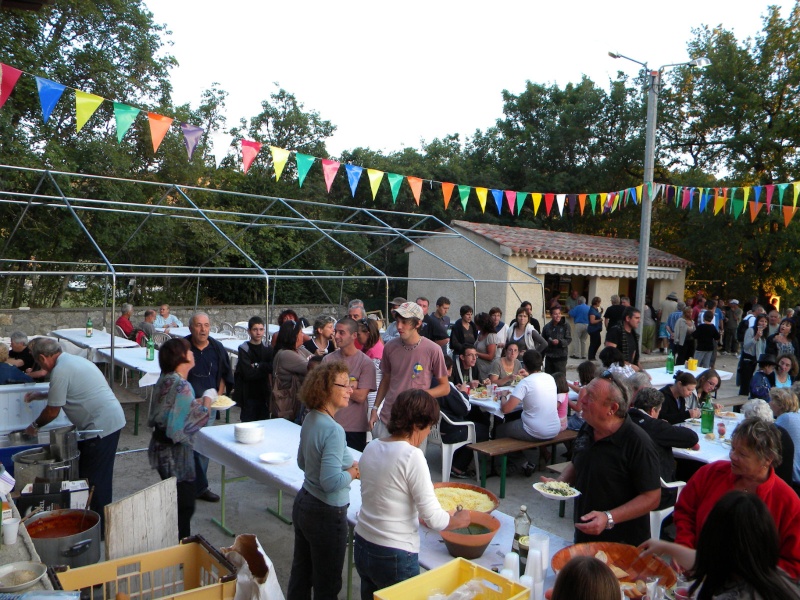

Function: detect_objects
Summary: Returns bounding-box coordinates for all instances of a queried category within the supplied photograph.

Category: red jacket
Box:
[675,460,800,579]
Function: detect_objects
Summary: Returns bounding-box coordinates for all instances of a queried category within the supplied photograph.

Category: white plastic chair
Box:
[234,325,249,340]
[650,477,687,539]
[427,412,477,484]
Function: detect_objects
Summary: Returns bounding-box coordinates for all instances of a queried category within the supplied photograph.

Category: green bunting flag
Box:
[515,191,527,215]
[458,185,471,211]
[589,193,597,214]
[295,153,315,187]
[387,173,404,203]
[114,102,140,142]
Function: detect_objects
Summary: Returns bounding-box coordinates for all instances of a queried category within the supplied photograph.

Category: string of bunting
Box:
[1,62,798,226]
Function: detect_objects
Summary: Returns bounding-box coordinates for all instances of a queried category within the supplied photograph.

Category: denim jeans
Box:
[354,534,419,600]
[287,488,349,600]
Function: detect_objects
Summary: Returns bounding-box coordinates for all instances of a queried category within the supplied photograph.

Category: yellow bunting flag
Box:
[531,193,542,215]
[441,182,455,209]
[407,176,423,205]
[475,187,488,213]
[74,90,104,132]
[147,112,173,153]
[714,193,727,215]
[270,146,291,180]
[599,193,608,212]
[367,169,384,200]
[793,182,800,207]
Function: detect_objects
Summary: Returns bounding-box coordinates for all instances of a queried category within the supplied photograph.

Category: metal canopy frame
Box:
[0,164,544,369]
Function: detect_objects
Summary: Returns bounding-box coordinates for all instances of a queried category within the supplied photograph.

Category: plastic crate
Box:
[48,535,237,600]
[375,557,529,600]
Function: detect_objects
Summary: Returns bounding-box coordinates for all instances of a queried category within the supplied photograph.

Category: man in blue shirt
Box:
[569,296,591,360]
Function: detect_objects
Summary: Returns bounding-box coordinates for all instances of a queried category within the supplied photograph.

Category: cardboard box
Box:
[15,479,90,516]
[61,479,90,509]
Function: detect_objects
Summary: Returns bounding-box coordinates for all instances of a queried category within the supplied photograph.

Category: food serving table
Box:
[646,366,733,388]
[672,412,744,463]
[50,328,139,361]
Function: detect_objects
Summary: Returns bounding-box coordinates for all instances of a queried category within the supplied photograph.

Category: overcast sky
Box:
[145,0,789,160]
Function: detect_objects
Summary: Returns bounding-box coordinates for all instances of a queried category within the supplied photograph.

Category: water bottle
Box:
[85,317,93,338]
[146,337,155,361]
[512,505,531,568]
[700,399,715,434]
[666,350,674,374]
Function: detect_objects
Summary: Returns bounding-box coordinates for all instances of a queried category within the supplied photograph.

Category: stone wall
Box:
[0,304,345,337]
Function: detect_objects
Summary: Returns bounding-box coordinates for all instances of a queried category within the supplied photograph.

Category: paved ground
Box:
[108,351,744,598]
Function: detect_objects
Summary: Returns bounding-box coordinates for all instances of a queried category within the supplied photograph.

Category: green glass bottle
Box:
[85,317,93,338]
[666,350,674,374]
[700,397,715,434]
[146,337,155,361]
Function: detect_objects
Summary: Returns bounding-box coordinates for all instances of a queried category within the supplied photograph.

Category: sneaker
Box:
[522,462,536,477]
[450,469,471,480]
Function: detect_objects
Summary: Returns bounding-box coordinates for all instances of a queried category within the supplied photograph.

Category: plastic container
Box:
[374,557,528,600]
[48,535,237,600]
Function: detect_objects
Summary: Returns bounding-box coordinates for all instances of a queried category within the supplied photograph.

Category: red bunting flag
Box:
[322,159,340,192]
[241,139,262,174]
[0,63,23,109]
[544,193,554,215]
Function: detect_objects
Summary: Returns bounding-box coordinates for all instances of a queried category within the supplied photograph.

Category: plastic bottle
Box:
[85,317,93,338]
[665,350,674,374]
[512,505,531,568]
[146,337,155,361]
[700,398,715,435]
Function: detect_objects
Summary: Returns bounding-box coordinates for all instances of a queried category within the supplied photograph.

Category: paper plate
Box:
[259,452,292,464]
[0,561,47,592]
[533,481,581,500]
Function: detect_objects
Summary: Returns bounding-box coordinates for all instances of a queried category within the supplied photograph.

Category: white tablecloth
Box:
[51,328,140,361]
[646,366,733,388]
[158,327,235,340]
[95,347,162,387]
[469,386,514,418]
[672,412,744,463]
[220,338,244,355]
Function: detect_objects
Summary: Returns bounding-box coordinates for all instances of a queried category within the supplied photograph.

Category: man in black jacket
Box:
[235,316,273,422]
[542,306,571,375]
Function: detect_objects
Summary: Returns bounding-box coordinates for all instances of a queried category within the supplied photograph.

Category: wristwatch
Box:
[604,511,615,529]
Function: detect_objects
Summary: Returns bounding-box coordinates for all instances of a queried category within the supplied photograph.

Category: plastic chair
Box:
[650,477,687,539]
[427,412,477,484]
[152,331,170,349]
[221,322,234,334]
[113,324,128,339]
[234,325,249,340]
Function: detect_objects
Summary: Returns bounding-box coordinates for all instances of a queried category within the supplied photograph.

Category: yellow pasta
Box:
[434,487,495,512]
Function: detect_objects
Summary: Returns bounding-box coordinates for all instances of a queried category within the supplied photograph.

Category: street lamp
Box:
[608,51,711,348]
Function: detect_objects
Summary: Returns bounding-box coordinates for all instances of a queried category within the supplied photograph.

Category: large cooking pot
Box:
[25,508,102,568]
[12,447,78,491]
[49,425,78,461]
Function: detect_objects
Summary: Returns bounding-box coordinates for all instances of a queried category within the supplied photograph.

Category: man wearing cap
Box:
[723,299,742,355]
[381,297,407,343]
[369,301,449,440]
[658,292,679,354]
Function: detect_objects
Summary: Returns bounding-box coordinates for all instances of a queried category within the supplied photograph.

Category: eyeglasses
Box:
[599,369,630,405]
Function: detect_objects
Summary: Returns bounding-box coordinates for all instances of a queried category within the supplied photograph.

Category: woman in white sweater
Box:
[354,389,470,600]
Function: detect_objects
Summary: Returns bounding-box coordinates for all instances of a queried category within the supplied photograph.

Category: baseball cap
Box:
[390,296,407,307]
[729,299,739,305]
[393,302,423,320]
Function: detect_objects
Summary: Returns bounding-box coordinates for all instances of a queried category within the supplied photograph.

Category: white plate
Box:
[210,400,236,410]
[260,452,292,464]
[533,482,581,500]
[0,561,47,592]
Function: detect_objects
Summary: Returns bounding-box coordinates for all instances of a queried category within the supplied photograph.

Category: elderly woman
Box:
[770,388,800,493]
[775,353,799,389]
[750,353,778,400]
[739,313,770,395]
[506,307,547,353]
[287,362,359,600]
[488,342,528,387]
[742,398,795,487]
[673,417,800,579]
[272,320,311,421]
[659,371,699,424]
[473,312,499,381]
[497,350,561,476]
[449,305,478,357]
[148,337,212,539]
[302,315,336,356]
[642,492,800,600]
[354,389,470,600]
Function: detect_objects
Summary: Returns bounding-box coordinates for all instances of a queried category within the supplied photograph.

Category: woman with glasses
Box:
[287,362,360,600]
[303,315,336,357]
[688,369,723,412]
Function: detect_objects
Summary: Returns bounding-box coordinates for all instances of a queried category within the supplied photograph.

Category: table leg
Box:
[211,465,236,536]
[479,455,488,488]
[499,456,507,499]
[558,500,565,518]
[266,489,293,525]
[133,404,139,436]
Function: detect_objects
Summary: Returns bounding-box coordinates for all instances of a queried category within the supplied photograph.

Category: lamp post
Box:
[608,52,711,348]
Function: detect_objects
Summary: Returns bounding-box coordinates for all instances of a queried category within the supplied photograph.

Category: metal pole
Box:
[635,69,660,348]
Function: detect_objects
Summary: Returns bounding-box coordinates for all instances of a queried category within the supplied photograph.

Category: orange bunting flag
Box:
[74,91,104,132]
[578,194,587,215]
[475,187,488,213]
[147,112,173,153]
[441,182,455,209]
[783,206,797,227]
[241,139,262,174]
[367,169,384,200]
[407,176,423,205]
[749,198,763,222]
[532,193,542,215]
[270,146,291,180]
[322,159,339,192]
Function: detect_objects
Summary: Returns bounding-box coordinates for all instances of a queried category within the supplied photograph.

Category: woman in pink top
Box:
[358,318,384,361]
[552,371,569,432]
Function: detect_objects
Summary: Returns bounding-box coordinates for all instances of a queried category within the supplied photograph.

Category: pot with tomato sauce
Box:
[25,509,101,567]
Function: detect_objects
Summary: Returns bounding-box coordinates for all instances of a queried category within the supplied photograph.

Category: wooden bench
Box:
[546,461,572,518]
[467,429,578,498]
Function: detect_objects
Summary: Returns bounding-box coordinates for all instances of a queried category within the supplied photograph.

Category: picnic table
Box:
[51,328,139,361]
[672,411,744,463]
[646,366,733,388]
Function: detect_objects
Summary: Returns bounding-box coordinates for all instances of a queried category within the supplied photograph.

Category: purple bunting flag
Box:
[180,123,204,160]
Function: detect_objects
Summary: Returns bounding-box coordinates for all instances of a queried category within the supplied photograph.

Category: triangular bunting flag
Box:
[180,123,204,160]
[367,169,384,200]
[731,189,744,219]
[567,194,576,215]
[765,184,775,212]
[36,77,66,123]
[777,183,789,206]
[599,193,609,213]
[556,193,566,216]
[491,189,503,214]
[531,193,542,215]
[589,193,597,214]
[270,146,291,181]
[113,102,140,142]
[74,90,104,132]
[240,139,262,174]
[714,190,727,215]
[544,193,554,215]
[387,173,404,203]
[578,194,586,215]
[147,112,173,153]
[515,191,528,215]
[681,188,691,209]
[345,164,363,197]
[749,198,763,222]
[458,185,471,211]
[699,189,708,213]
[441,182,455,209]
[407,176,423,205]
[475,187,488,213]
[633,185,642,205]
[505,190,515,215]
[753,186,762,207]
[322,159,339,192]
[0,63,23,109]
[610,192,619,213]
[783,206,797,227]
[295,153,315,187]
[793,182,799,207]
[742,187,751,207]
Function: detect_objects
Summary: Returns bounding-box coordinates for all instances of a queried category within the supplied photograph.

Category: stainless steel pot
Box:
[49,425,78,461]
[12,447,78,491]
[25,508,101,568]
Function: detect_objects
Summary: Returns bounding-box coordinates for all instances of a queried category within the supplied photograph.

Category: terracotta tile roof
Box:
[452,221,691,268]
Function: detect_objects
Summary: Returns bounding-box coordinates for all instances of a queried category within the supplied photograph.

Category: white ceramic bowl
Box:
[234,422,264,444]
